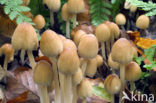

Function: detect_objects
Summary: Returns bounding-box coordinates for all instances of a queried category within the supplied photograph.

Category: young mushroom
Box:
[78,34,99,76]
[12,22,38,68]
[67,0,85,28]
[104,74,121,103]
[111,38,134,102]
[125,61,142,91]
[96,54,104,67]
[33,60,53,103]
[73,30,86,46]
[40,30,63,103]
[115,13,126,31]
[57,48,80,103]
[95,23,110,60]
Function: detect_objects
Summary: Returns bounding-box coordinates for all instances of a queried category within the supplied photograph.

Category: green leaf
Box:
[4,5,11,14]
[92,86,111,102]
[16,16,23,24]
[16,6,30,12]
[9,11,18,20]
[144,45,156,62]
[111,0,116,4]
[141,72,151,79]
[134,56,144,65]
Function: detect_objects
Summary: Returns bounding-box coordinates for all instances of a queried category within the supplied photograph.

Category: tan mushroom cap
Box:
[136,15,150,29]
[130,5,137,13]
[73,30,86,46]
[43,0,61,12]
[67,0,85,14]
[125,61,142,81]
[96,55,103,67]
[0,43,14,62]
[85,57,97,77]
[95,23,111,42]
[104,74,121,94]
[108,53,120,70]
[40,30,63,57]
[78,34,99,59]
[72,68,83,85]
[63,39,77,51]
[58,35,66,42]
[33,60,53,86]
[115,13,126,25]
[77,78,92,98]
[12,22,38,51]
[57,48,80,75]
[111,38,134,64]
[61,3,73,21]
[33,14,46,30]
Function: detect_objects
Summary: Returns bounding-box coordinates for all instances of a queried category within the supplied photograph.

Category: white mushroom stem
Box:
[64,75,72,103]
[73,14,77,28]
[101,42,106,60]
[130,81,136,91]
[110,35,114,48]
[66,20,70,38]
[111,94,115,103]
[50,11,54,26]
[106,41,110,57]
[72,85,78,103]
[119,64,125,103]
[38,85,50,103]
[50,57,61,103]
[20,49,25,63]
[3,57,8,70]
[81,59,88,76]
[27,51,36,69]
[59,73,64,103]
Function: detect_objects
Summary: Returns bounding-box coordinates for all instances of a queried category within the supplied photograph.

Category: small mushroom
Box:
[67,0,85,28]
[130,5,137,13]
[96,54,103,67]
[125,61,142,91]
[115,13,126,31]
[104,74,121,103]
[73,30,86,46]
[33,60,53,103]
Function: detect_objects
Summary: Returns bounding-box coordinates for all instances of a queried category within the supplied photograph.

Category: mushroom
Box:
[111,38,134,102]
[77,78,92,103]
[33,14,46,32]
[95,23,110,60]
[96,54,103,67]
[104,74,121,103]
[43,0,61,26]
[57,48,80,103]
[63,39,77,51]
[12,22,38,68]
[73,30,86,46]
[61,3,73,38]
[67,0,85,28]
[0,43,14,70]
[115,13,126,31]
[40,30,63,103]
[125,61,142,91]
[130,5,137,13]
[78,34,99,76]
[33,60,53,103]
[108,53,120,73]
[72,68,83,103]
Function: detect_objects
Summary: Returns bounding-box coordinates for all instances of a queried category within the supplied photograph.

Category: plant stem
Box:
[130,81,136,91]
[111,94,114,103]
[20,49,25,64]
[50,11,54,26]
[66,20,70,38]
[64,75,72,103]
[27,51,36,70]
[72,85,78,103]
[101,42,106,60]
[81,59,88,76]
[50,57,61,103]
[73,14,77,28]
[38,85,50,103]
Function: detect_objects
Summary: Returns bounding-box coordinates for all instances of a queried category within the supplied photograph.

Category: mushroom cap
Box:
[125,61,142,81]
[96,55,103,67]
[85,57,97,77]
[72,68,83,85]
[108,53,120,70]
[33,14,46,30]
[33,60,53,86]
[63,39,77,51]
[111,38,134,64]
[78,34,99,59]
[40,30,63,57]
[57,48,80,75]
[136,15,150,29]
[73,30,86,46]
[59,35,66,42]
[44,0,61,12]
[67,0,85,14]
[124,1,131,9]
[104,74,121,94]
[105,22,120,39]
[115,13,126,25]
[12,22,38,51]
[95,23,111,42]
[130,5,137,13]
[77,78,92,98]
[61,3,73,21]
[0,43,14,62]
